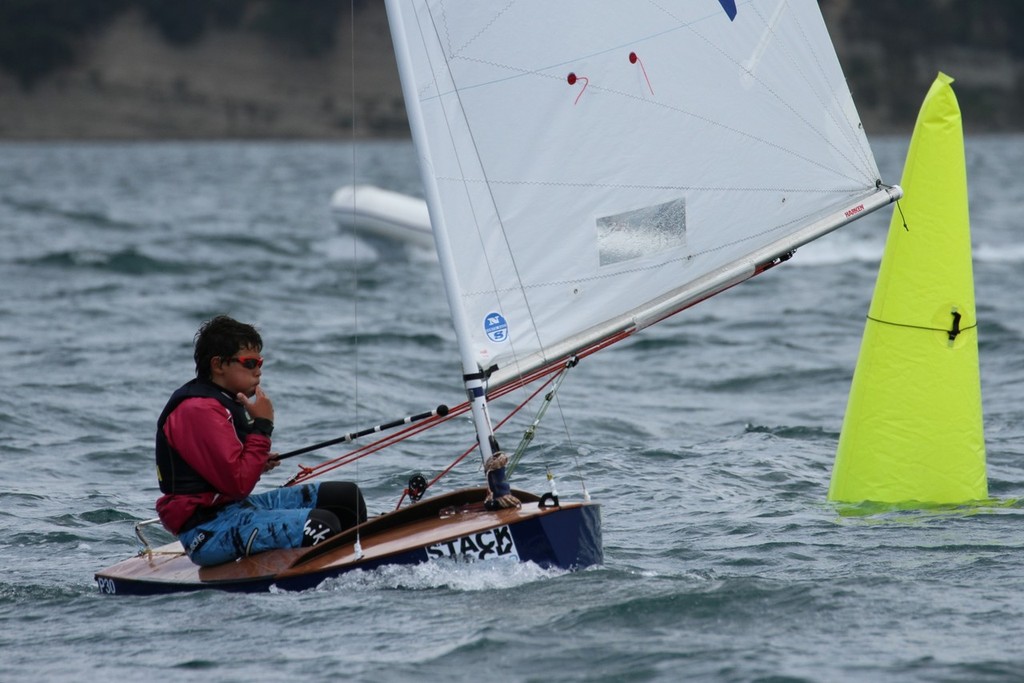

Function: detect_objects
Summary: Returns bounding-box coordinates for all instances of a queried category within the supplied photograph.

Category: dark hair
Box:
[193,315,263,379]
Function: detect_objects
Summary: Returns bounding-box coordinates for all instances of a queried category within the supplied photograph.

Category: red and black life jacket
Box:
[155,378,252,494]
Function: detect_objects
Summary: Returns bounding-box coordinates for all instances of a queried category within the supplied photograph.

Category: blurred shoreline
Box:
[1,2,1021,141]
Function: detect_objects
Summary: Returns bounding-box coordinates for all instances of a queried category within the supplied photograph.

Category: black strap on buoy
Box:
[948,310,962,341]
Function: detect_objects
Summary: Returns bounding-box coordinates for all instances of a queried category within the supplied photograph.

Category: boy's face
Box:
[209,344,263,397]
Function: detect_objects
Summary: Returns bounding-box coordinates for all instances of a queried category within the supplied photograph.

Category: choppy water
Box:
[2,136,1024,682]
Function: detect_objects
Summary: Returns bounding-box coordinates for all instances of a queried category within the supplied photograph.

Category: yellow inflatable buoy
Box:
[828,73,987,505]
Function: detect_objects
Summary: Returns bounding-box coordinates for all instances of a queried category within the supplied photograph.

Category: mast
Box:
[384,0,497,461]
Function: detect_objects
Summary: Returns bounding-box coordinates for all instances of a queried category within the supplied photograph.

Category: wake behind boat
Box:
[97,0,899,594]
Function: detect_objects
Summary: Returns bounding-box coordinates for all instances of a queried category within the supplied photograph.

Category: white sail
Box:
[385,0,900,392]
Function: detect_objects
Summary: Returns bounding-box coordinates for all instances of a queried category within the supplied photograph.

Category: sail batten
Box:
[386,0,897,398]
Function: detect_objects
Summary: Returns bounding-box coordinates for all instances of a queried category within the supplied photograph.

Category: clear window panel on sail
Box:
[596,197,686,266]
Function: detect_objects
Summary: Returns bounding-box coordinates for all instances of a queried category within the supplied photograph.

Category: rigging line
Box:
[349,1,363,561]
[506,359,577,477]
[287,348,597,486]
[275,404,452,461]
[289,361,572,490]
[420,4,547,399]
[895,197,909,231]
[526,358,590,498]
[285,405,470,485]
[349,0,361,431]
[486,328,631,397]
[394,371,565,510]
[500,358,591,497]
[285,418,444,486]
[394,441,476,511]
[552,377,589,500]
[286,357,574,485]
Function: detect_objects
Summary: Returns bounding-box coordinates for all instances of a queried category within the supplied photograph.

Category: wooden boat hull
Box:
[95,488,602,595]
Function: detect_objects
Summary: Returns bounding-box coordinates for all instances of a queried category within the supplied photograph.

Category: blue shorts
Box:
[178,483,320,567]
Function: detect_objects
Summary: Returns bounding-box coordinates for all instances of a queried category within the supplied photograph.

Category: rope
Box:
[285,329,630,498]
[391,371,564,509]
[895,198,909,231]
[285,406,465,486]
[506,359,576,477]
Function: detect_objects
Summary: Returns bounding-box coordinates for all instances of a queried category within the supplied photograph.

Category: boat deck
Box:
[95,488,601,594]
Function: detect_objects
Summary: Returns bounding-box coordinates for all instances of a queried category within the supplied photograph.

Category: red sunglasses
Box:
[225,356,263,369]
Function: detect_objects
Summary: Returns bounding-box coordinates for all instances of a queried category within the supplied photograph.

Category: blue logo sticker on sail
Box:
[718,0,737,21]
[484,312,509,343]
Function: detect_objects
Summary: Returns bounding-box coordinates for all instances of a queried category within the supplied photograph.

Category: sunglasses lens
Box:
[242,358,262,369]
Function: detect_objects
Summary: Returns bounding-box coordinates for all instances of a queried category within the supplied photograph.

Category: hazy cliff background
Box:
[0,0,1021,140]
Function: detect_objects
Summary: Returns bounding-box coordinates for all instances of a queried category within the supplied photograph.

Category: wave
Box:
[2,197,141,231]
[0,581,90,604]
[974,242,1024,263]
[23,247,194,275]
[793,235,1024,266]
[744,423,838,441]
